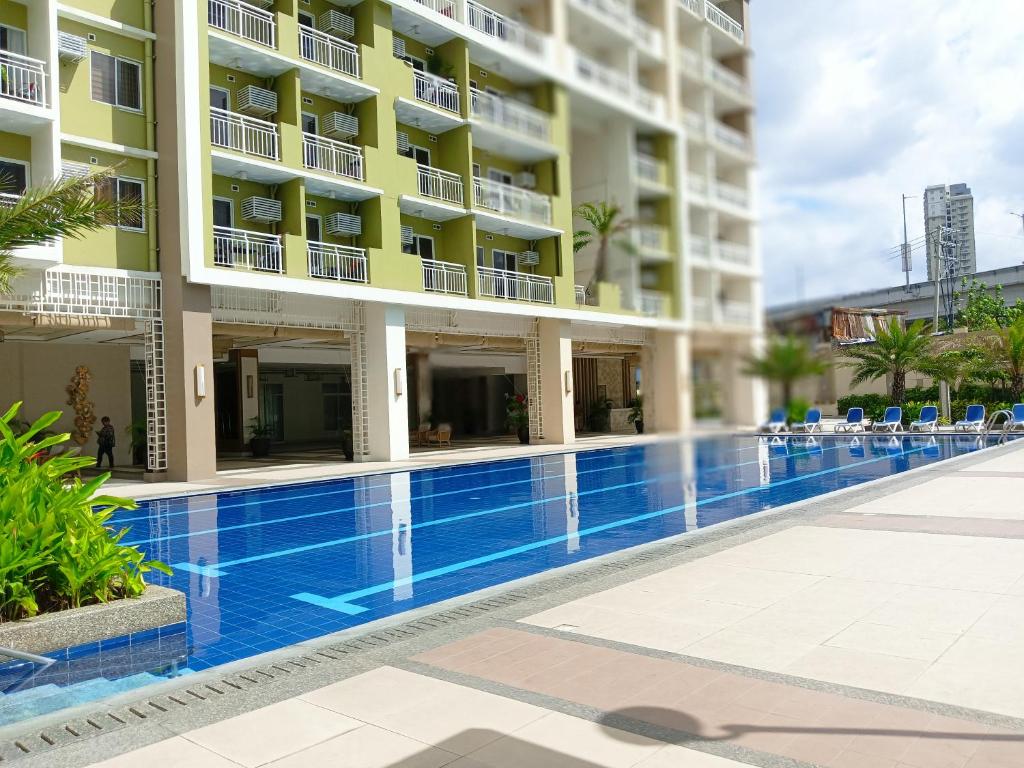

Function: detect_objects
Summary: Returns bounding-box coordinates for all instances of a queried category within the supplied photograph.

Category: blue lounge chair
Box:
[871,406,903,432]
[847,436,865,458]
[909,405,938,432]
[791,408,821,433]
[763,408,787,434]
[834,407,867,433]
[954,404,986,432]
[1008,404,1024,432]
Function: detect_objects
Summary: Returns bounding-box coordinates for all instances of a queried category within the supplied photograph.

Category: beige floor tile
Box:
[464,712,663,768]
[968,595,1024,643]
[634,744,757,767]
[681,628,818,672]
[183,699,363,767]
[825,621,960,663]
[301,667,456,721]
[265,724,458,768]
[783,646,930,692]
[864,586,999,634]
[582,613,719,654]
[843,477,1024,520]
[86,737,241,768]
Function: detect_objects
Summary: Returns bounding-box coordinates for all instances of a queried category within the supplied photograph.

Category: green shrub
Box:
[904,385,939,401]
[837,394,889,421]
[0,402,171,623]
[902,401,940,425]
[786,397,812,424]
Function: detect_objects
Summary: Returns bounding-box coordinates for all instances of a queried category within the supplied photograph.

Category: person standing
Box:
[96,416,116,469]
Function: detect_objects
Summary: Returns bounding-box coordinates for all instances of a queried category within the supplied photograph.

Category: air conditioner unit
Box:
[61,160,91,181]
[241,196,282,223]
[518,250,540,266]
[392,37,406,59]
[326,212,362,236]
[396,131,410,155]
[236,85,278,118]
[400,225,414,245]
[322,111,359,140]
[513,171,536,189]
[319,9,355,39]
[57,31,87,63]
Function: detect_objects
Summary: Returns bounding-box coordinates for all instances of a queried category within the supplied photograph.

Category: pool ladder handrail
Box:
[0,646,55,668]
[984,409,1014,435]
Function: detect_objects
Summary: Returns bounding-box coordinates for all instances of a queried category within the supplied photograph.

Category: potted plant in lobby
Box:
[588,397,613,432]
[341,429,354,462]
[628,396,644,433]
[248,417,273,458]
[126,419,147,466]
[505,393,530,444]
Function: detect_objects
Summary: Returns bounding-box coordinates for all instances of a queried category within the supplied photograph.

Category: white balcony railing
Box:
[299,26,360,78]
[683,109,705,135]
[210,107,279,159]
[413,69,460,114]
[679,47,702,78]
[692,296,713,322]
[0,192,20,209]
[635,225,668,253]
[689,173,708,195]
[639,290,665,317]
[635,153,663,185]
[709,61,751,98]
[213,226,282,272]
[689,235,711,259]
[574,51,667,116]
[478,266,554,304]
[466,0,546,55]
[634,84,664,118]
[302,133,364,180]
[705,2,744,43]
[713,121,751,153]
[308,242,367,283]
[412,0,459,19]
[473,177,551,225]
[575,284,586,304]
[208,0,276,48]
[0,51,47,107]
[422,259,468,295]
[417,165,464,204]
[722,299,752,325]
[573,0,630,26]
[715,180,749,207]
[679,0,703,19]
[632,16,663,54]
[470,88,550,142]
[718,241,751,266]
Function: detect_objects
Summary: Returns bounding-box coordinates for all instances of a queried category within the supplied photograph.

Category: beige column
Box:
[536,318,574,445]
[232,349,259,451]
[414,352,432,426]
[722,334,768,427]
[648,329,693,434]
[363,303,409,462]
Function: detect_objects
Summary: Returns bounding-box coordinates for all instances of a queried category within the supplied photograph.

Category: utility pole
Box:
[932,226,957,421]
[901,194,916,290]
[1011,211,1024,241]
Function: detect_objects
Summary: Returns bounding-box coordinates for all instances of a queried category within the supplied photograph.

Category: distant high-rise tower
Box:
[923,183,977,280]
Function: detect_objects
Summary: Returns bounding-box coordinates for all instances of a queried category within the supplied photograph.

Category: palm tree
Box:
[572,202,632,296]
[742,335,829,408]
[0,169,137,294]
[917,347,985,401]
[843,318,930,405]
[981,316,1024,400]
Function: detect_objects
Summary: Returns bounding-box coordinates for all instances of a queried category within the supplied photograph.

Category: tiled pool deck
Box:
[12,436,1024,768]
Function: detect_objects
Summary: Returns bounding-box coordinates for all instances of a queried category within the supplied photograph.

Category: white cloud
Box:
[752,1,1024,306]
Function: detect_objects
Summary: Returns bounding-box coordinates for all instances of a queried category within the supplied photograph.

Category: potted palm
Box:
[248,416,274,458]
[505,393,530,444]
[126,419,147,466]
[588,397,613,432]
[341,429,354,461]
[628,396,644,433]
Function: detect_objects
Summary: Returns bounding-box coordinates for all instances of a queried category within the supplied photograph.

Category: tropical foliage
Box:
[977,317,1024,401]
[504,393,529,430]
[742,335,829,408]
[842,319,931,405]
[0,403,170,623]
[954,279,1024,331]
[572,202,633,295]
[0,168,141,295]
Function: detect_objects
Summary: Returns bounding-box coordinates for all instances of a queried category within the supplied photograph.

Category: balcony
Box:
[413,70,460,114]
[714,180,750,209]
[213,226,282,272]
[571,0,630,29]
[0,193,18,209]
[635,153,665,186]
[683,109,706,136]
[473,177,551,225]
[717,240,751,267]
[412,0,459,18]
[416,165,464,205]
[639,290,666,317]
[689,235,711,260]
[679,0,703,20]
[469,88,556,161]
[634,225,670,260]
[0,51,47,108]
[679,47,702,79]
[477,267,554,304]
[713,121,752,155]
[722,299,753,325]
[575,284,586,304]
[709,61,751,101]
[208,0,276,48]
[211,107,279,160]
[705,2,744,44]
[688,173,708,197]
[632,17,663,57]
[573,51,664,118]
[308,242,367,283]
[302,133,364,181]
[466,0,547,56]
[298,26,360,79]
[692,296,713,323]
[422,259,468,295]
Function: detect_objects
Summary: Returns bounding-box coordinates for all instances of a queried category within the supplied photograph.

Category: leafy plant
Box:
[743,335,829,408]
[504,393,529,431]
[954,279,1024,331]
[842,318,931,405]
[587,397,613,432]
[627,396,643,424]
[248,416,275,439]
[425,51,455,79]
[786,397,812,425]
[0,402,171,623]
[573,202,633,298]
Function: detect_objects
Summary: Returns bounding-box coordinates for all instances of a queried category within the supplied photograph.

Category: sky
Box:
[751,1,1024,307]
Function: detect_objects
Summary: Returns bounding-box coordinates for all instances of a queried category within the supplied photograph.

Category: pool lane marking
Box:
[291,446,929,615]
[157,441,847,561]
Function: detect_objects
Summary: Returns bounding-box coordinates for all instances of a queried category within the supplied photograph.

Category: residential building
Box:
[924,182,977,281]
[0,0,763,481]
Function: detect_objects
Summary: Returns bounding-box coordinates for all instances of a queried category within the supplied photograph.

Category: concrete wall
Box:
[0,342,132,455]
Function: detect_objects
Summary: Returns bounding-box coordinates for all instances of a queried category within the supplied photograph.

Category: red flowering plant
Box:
[504,393,529,431]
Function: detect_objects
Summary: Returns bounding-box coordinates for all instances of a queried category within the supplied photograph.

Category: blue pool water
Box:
[0,433,1012,726]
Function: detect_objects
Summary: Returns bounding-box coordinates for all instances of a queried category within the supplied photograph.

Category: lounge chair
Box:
[1009,404,1024,432]
[908,405,939,433]
[790,408,821,433]
[834,407,867,433]
[954,404,986,432]
[426,423,453,447]
[762,408,788,434]
[871,406,903,433]
[847,436,865,458]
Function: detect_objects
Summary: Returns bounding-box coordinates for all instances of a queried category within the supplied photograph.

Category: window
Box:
[0,159,28,195]
[0,24,27,55]
[96,177,145,231]
[402,234,435,259]
[91,51,142,111]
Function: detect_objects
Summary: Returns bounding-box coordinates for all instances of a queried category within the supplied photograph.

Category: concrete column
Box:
[649,329,693,434]
[414,352,432,426]
[722,334,768,427]
[363,303,409,462]
[232,350,259,451]
[536,318,574,445]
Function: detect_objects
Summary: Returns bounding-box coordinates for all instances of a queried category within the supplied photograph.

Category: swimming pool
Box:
[0,433,1010,727]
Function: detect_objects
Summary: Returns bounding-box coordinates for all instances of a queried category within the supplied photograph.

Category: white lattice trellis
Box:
[348,306,370,458]
[525,324,544,441]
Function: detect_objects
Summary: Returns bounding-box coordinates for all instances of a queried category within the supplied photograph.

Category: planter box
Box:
[0,584,186,657]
